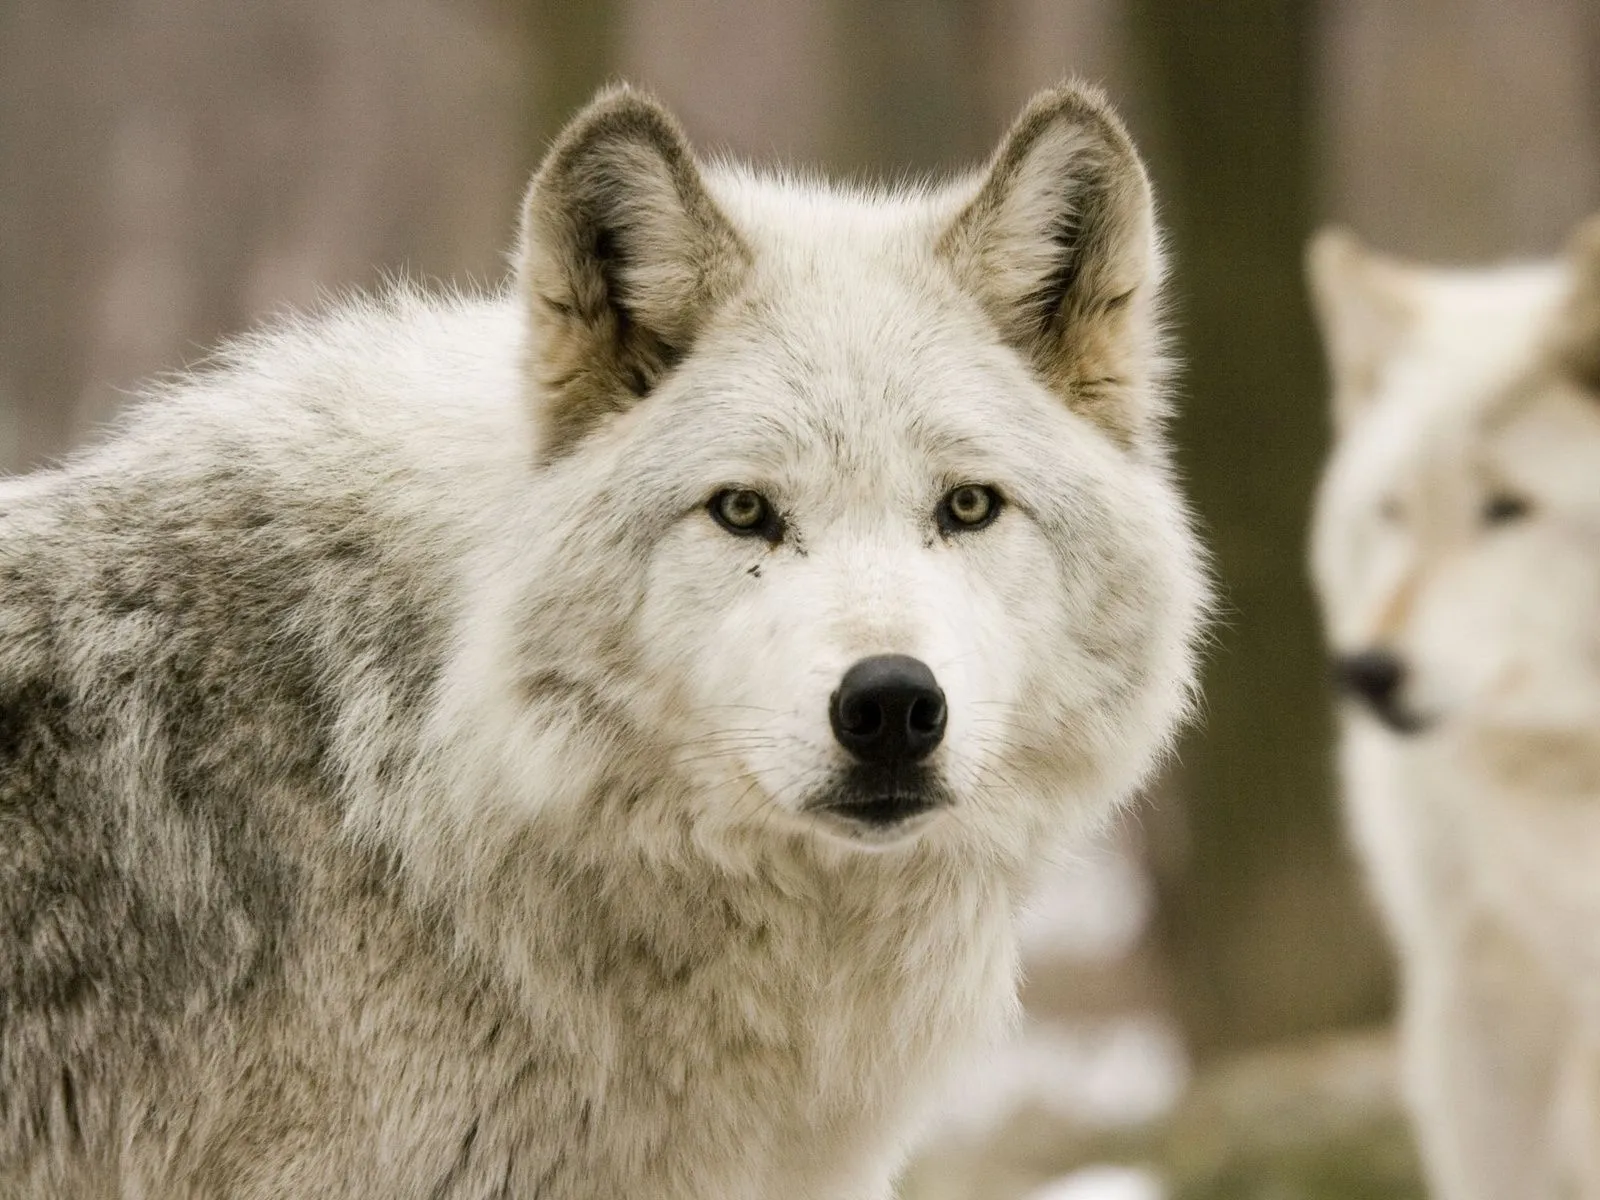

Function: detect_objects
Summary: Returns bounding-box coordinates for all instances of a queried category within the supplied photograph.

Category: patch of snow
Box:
[1018,845,1153,964]
[1021,1165,1165,1200]
[931,1015,1189,1141]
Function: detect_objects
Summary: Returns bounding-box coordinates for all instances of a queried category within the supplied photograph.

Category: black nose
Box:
[830,655,947,765]
[1334,650,1405,708]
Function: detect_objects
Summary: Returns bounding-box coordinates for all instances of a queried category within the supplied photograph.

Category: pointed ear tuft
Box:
[938,83,1164,447]
[1552,213,1600,392]
[517,85,750,459]
[1304,226,1416,431]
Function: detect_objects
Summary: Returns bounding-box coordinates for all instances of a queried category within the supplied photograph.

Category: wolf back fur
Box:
[0,84,1206,1199]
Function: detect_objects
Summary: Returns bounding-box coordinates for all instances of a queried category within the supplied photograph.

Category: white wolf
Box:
[1308,220,1600,1200]
[0,84,1206,1198]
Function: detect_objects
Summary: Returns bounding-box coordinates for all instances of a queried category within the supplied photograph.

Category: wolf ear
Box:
[1553,214,1600,392]
[517,86,750,459]
[937,83,1164,447]
[1305,227,1416,431]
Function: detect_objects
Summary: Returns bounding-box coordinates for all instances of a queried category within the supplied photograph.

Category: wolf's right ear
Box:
[1553,213,1600,392]
[1305,227,1416,431]
[517,86,750,460]
[937,84,1164,448]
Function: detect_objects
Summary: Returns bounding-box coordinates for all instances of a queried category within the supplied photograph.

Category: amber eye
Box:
[938,484,1001,533]
[709,488,780,540]
[1482,493,1531,526]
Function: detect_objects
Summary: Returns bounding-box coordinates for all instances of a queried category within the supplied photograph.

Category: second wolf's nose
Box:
[830,655,947,765]
[1334,650,1404,708]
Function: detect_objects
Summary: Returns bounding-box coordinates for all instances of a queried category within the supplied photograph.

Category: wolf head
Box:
[1308,222,1600,744]
[456,85,1204,859]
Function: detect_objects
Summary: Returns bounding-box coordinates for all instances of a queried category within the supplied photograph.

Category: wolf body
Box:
[0,85,1205,1199]
[1309,222,1600,1200]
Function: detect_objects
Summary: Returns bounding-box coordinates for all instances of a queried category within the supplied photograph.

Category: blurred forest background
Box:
[4,2,1599,1196]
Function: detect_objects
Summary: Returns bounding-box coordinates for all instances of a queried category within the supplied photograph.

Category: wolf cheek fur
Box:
[0,83,1206,1198]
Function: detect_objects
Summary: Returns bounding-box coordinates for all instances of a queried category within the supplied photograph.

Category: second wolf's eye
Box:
[1482,493,1532,526]
[710,488,780,540]
[938,484,1001,533]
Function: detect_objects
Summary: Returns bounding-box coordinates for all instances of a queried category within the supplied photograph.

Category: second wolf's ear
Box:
[937,84,1164,447]
[517,86,750,459]
[1305,228,1416,431]
[1553,214,1600,392]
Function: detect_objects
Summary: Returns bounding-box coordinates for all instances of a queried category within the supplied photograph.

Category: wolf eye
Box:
[709,488,780,540]
[1482,493,1531,526]
[938,484,1001,533]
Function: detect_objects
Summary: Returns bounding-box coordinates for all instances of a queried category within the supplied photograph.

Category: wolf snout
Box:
[1333,649,1403,707]
[830,655,947,765]
[1333,649,1429,733]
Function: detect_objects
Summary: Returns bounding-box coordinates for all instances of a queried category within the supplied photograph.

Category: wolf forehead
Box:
[611,303,1087,476]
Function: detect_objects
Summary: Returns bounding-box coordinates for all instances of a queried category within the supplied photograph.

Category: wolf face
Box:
[458,87,1207,857]
[1309,225,1600,742]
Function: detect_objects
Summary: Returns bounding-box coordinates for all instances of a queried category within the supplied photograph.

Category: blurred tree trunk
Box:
[979,0,1130,122]
[618,0,832,164]
[827,0,993,176]
[505,0,619,168]
[1126,1,1393,1059]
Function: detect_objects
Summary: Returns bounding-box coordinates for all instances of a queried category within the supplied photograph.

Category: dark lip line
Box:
[803,790,953,834]
[1346,701,1435,737]
[807,805,944,842]
[1383,714,1435,736]
[811,795,940,818]
[1328,681,1437,737]
[800,770,957,833]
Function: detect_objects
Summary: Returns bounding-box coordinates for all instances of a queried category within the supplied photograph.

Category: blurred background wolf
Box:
[3,3,1598,1198]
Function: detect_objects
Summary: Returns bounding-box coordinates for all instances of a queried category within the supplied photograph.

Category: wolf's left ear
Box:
[517,86,750,459]
[1553,213,1600,392]
[938,84,1163,447]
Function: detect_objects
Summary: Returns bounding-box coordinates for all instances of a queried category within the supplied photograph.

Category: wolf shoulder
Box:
[0,285,543,796]
[0,286,531,1147]
[0,285,532,607]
